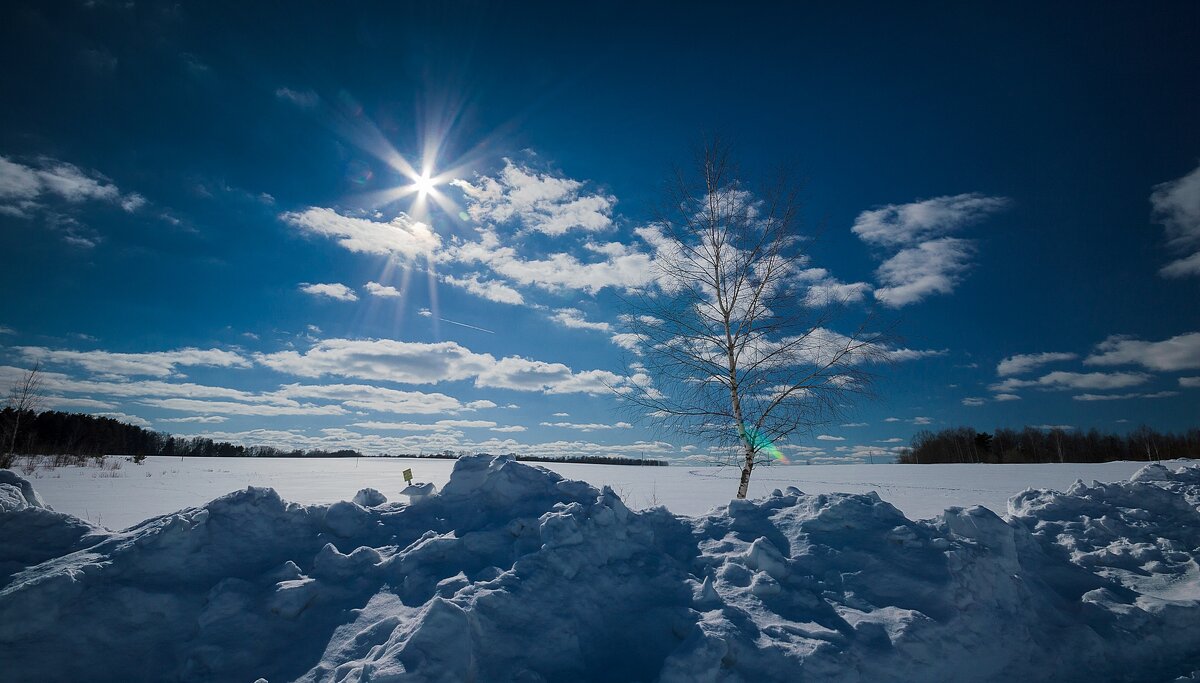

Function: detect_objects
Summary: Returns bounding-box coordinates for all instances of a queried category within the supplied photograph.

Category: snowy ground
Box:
[3,456,1200,682]
[11,455,1160,530]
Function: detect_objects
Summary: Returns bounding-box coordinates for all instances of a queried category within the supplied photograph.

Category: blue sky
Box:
[1,1,1198,464]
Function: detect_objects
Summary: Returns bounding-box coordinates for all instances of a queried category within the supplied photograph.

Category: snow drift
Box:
[1,457,1199,682]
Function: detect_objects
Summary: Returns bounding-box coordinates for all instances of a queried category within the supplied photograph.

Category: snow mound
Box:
[2,455,1200,682]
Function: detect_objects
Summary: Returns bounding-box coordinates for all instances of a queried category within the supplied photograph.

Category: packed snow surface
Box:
[2,457,1200,682]
[17,454,1158,529]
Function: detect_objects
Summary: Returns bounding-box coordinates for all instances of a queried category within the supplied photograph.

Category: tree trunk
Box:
[737,444,754,499]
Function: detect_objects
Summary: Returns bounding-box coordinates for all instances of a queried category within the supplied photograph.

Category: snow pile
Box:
[2,456,1200,682]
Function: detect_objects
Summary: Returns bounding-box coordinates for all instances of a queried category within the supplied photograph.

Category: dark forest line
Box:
[0,409,669,467]
[899,425,1200,464]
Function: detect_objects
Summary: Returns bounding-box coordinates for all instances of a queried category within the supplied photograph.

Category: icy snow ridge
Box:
[2,456,1200,682]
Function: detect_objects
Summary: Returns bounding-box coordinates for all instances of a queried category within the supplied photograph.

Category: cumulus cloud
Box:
[443,227,656,295]
[996,351,1078,376]
[852,193,1008,307]
[550,308,611,333]
[17,346,249,377]
[1150,162,1200,278]
[451,160,615,236]
[255,338,626,395]
[299,282,358,301]
[1084,332,1200,372]
[281,207,439,258]
[364,281,401,297]
[816,434,845,441]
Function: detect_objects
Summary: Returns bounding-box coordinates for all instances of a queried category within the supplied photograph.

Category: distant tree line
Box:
[0,409,366,459]
[0,409,671,466]
[897,425,1200,464]
[402,449,669,466]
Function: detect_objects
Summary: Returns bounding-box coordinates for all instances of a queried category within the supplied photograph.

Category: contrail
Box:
[438,317,495,334]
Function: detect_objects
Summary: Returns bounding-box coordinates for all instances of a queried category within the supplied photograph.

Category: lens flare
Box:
[744,425,790,464]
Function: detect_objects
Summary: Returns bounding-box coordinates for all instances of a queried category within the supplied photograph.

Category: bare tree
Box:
[3,362,45,467]
[619,142,885,499]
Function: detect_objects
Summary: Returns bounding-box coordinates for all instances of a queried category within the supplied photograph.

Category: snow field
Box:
[1,457,1199,682]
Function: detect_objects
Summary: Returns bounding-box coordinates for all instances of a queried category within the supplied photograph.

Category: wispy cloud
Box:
[275,87,319,108]
[281,207,439,259]
[255,338,627,395]
[440,273,525,305]
[1151,162,1200,278]
[997,351,1078,376]
[852,193,1009,307]
[17,346,249,377]
[1073,391,1178,401]
[992,370,1151,393]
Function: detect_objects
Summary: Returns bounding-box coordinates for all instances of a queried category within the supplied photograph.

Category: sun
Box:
[412,171,437,197]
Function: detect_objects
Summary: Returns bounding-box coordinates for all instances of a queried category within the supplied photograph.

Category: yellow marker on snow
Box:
[403,468,413,484]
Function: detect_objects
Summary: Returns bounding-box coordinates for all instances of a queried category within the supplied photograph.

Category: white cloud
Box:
[1150,162,1200,278]
[961,397,985,406]
[299,282,358,301]
[0,155,146,223]
[852,193,1010,247]
[873,238,975,307]
[1181,377,1200,388]
[1073,391,1178,401]
[550,308,612,332]
[1030,424,1074,431]
[991,370,1152,393]
[884,347,948,362]
[43,396,117,410]
[852,193,1008,307]
[912,416,932,425]
[884,417,901,422]
[139,398,347,416]
[443,227,656,295]
[993,393,1021,401]
[451,160,615,236]
[275,87,319,108]
[440,273,525,305]
[255,338,626,395]
[539,421,633,432]
[94,411,151,428]
[350,419,498,431]
[816,434,845,441]
[18,346,249,377]
[490,425,527,433]
[996,351,1078,376]
[281,207,439,259]
[877,438,904,443]
[1085,332,1200,372]
[799,270,873,307]
[159,416,229,424]
[840,422,868,427]
[364,281,401,297]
